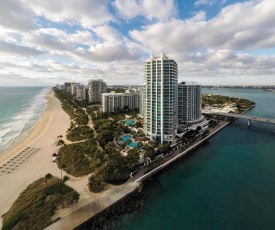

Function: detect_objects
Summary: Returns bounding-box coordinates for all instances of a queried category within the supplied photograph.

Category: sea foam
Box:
[0,87,49,154]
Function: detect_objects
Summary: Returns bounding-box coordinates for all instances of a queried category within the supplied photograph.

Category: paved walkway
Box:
[45,182,139,230]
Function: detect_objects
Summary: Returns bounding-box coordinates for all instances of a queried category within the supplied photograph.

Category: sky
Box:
[0,0,275,86]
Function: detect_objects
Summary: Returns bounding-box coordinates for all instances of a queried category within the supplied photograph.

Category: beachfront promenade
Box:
[206,112,275,126]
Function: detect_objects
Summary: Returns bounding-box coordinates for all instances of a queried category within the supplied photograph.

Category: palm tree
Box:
[143,144,155,160]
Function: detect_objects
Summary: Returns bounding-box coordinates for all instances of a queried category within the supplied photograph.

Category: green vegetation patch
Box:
[88,176,107,193]
[202,94,255,113]
[144,159,163,174]
[54,89,88,125]
[66,125,94,142]
[2,175,79,230]
[57,140,103,176]
[74,108,88,125]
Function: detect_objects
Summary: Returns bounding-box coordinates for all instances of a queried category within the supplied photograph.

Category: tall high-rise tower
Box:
[143,53,178,143]
[178,82,203,125]
[88,79,107,103]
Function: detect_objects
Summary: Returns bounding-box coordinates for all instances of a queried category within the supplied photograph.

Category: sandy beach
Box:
[0,89,71,226]
[0,89,139,229]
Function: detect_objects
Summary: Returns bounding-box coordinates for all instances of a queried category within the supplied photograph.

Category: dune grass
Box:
[2,175,79,230]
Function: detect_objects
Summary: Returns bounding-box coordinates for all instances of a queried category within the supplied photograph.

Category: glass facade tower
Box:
[143,53,178,143]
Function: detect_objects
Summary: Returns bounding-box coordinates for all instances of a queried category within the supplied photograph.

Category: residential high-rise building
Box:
[88,79,107,103]
[102,92,139,113]
[64,82,74,93]
[76,85,89,101]
[71,83,81,96]
[139,84,146,117]
[143,53,178,143]
[178,82,203,125]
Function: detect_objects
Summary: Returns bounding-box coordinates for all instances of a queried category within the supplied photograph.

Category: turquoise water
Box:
[117,89,275,230]
[121,135,132,143]
[128,141,137,148]
[125,120,135,126]
[0,87,49,155]
[121,134,138,148]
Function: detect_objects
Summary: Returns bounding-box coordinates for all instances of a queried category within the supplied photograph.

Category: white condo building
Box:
[139,84,146,117]
[76,85,89,101]
[88,79,107,103]
[178,82,203,125]
[64,82,74,93]
[102,92,139,113]
[143,53,178,144]
[71,83,81,96]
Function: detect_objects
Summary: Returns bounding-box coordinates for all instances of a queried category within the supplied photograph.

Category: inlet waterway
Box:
[117,89,275,230]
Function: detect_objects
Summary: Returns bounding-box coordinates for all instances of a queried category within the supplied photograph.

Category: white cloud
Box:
[130,0,275,52]
[113,0,178,20]
[21,26,142,62]
[29,0,113,28]
[195,0,215,7]
[0,73,50,86]
[0,40,45,57]
[178,50,275,78]
[0,0,35,31]
[0,0,274,86]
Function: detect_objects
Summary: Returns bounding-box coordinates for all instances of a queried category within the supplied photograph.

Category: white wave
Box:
[0,87,50,153]
[0,127,12,139]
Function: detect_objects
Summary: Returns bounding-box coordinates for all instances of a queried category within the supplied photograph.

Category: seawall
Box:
[135,120,231,183]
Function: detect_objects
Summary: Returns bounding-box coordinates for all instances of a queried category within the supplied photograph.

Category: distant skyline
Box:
[0,0,275,86]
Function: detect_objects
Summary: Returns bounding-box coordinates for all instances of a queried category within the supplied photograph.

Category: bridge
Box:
[205,112,275,126]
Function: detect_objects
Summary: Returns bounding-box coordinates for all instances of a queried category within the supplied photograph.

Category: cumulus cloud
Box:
[131,0,275,53]
[29,0,113,28]
[0,0,275,86]
[0,40,45,57]
[0,0,35,31]
[113,0,178,20]
[195,0,215,7]
[0,73,50,86]
[178,50,275,77]
[20,25,142,63]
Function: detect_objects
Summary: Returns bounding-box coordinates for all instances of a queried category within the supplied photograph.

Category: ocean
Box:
[0,87,49,155]
[117,88,275,230]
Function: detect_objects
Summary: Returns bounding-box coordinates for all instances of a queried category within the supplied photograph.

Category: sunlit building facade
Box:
[143,53,178,143]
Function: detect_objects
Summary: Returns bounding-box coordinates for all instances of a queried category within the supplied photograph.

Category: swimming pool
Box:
[125,120,135,126]
[128,141,137,148]
[121,134,131,143]
[121,135,139,149]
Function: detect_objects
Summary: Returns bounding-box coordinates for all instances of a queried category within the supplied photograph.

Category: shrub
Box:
[56,139,65,146]
[45,173,53,179]
[66,126,93,142]
[63,176,70,182]
[45,181,73,195]
[2,212,24,230]
[88,176,107,193]
[35,193,46,208]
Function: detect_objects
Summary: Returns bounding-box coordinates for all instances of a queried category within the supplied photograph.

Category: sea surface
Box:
[0,87,49,155]
[117,88,275,230]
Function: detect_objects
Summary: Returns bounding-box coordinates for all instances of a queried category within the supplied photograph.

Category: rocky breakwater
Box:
[75,188,146,230]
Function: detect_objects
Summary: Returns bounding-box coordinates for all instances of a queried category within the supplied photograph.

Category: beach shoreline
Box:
[0,88,48,156]
[0,88,71,227]
[0,89,50,163]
